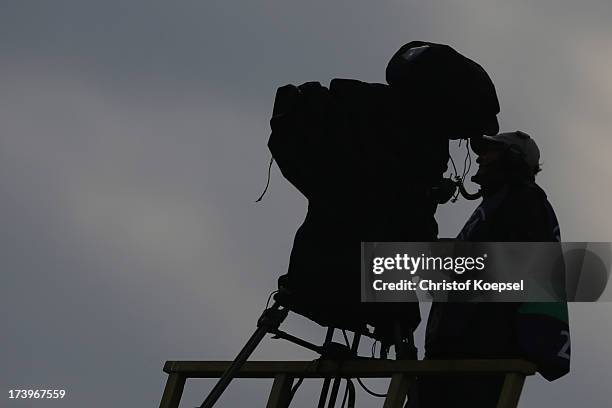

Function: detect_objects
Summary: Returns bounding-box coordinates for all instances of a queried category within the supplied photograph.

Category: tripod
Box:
[197,292,416,408]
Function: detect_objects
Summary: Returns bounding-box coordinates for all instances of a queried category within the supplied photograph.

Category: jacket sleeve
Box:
[510,187,571,381]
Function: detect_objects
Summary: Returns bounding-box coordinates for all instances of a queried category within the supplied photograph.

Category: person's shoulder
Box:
[504,182,559,239]
[507,181,549,205]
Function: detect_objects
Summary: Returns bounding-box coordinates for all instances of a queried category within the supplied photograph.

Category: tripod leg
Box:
[266,374,294,408]
[391,321,417,408]
[327,330,361,408]
[159,373,186,408]
[317,379,332,408]
[350,333,361,354]
[322,326,335,346]
[317,327,335,408]
[199,303,288,408]
[326,377,342,408]
[383,374,409,408]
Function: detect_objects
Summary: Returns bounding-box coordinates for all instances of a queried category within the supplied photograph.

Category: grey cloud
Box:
[2,1,612,407]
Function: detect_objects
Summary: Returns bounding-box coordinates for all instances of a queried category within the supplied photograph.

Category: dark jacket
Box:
[426,181,570,381]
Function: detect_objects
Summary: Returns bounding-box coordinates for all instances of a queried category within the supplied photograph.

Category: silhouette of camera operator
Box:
[419,131,571,407]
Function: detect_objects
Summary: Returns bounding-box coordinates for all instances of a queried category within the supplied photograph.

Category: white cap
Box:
[472,130,540,171]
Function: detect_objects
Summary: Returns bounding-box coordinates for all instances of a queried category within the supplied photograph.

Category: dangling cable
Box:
[342,329,350,346]
[343,330,388,398]
[337,330,357,407]
[289,377,305,399]
[452,139,481,202]
[254,157,274,202]
[289,359,320,404]
[265,290,279,310]
[449,152,459,179]
[341,379,349,408]
[467,139,472,175]
[461,139,472,181]
[355,378,387,398]
[448,146,461,202]
[455,138,482,201]
[340,379,356,408]
[450,180,461,203]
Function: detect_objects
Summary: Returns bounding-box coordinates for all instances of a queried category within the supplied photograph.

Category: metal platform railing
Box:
[159,359,536,408]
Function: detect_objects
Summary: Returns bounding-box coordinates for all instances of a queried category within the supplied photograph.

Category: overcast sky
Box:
[2,1,612,407]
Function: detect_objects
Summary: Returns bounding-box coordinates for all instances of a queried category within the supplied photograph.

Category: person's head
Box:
[470,131,541,188]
